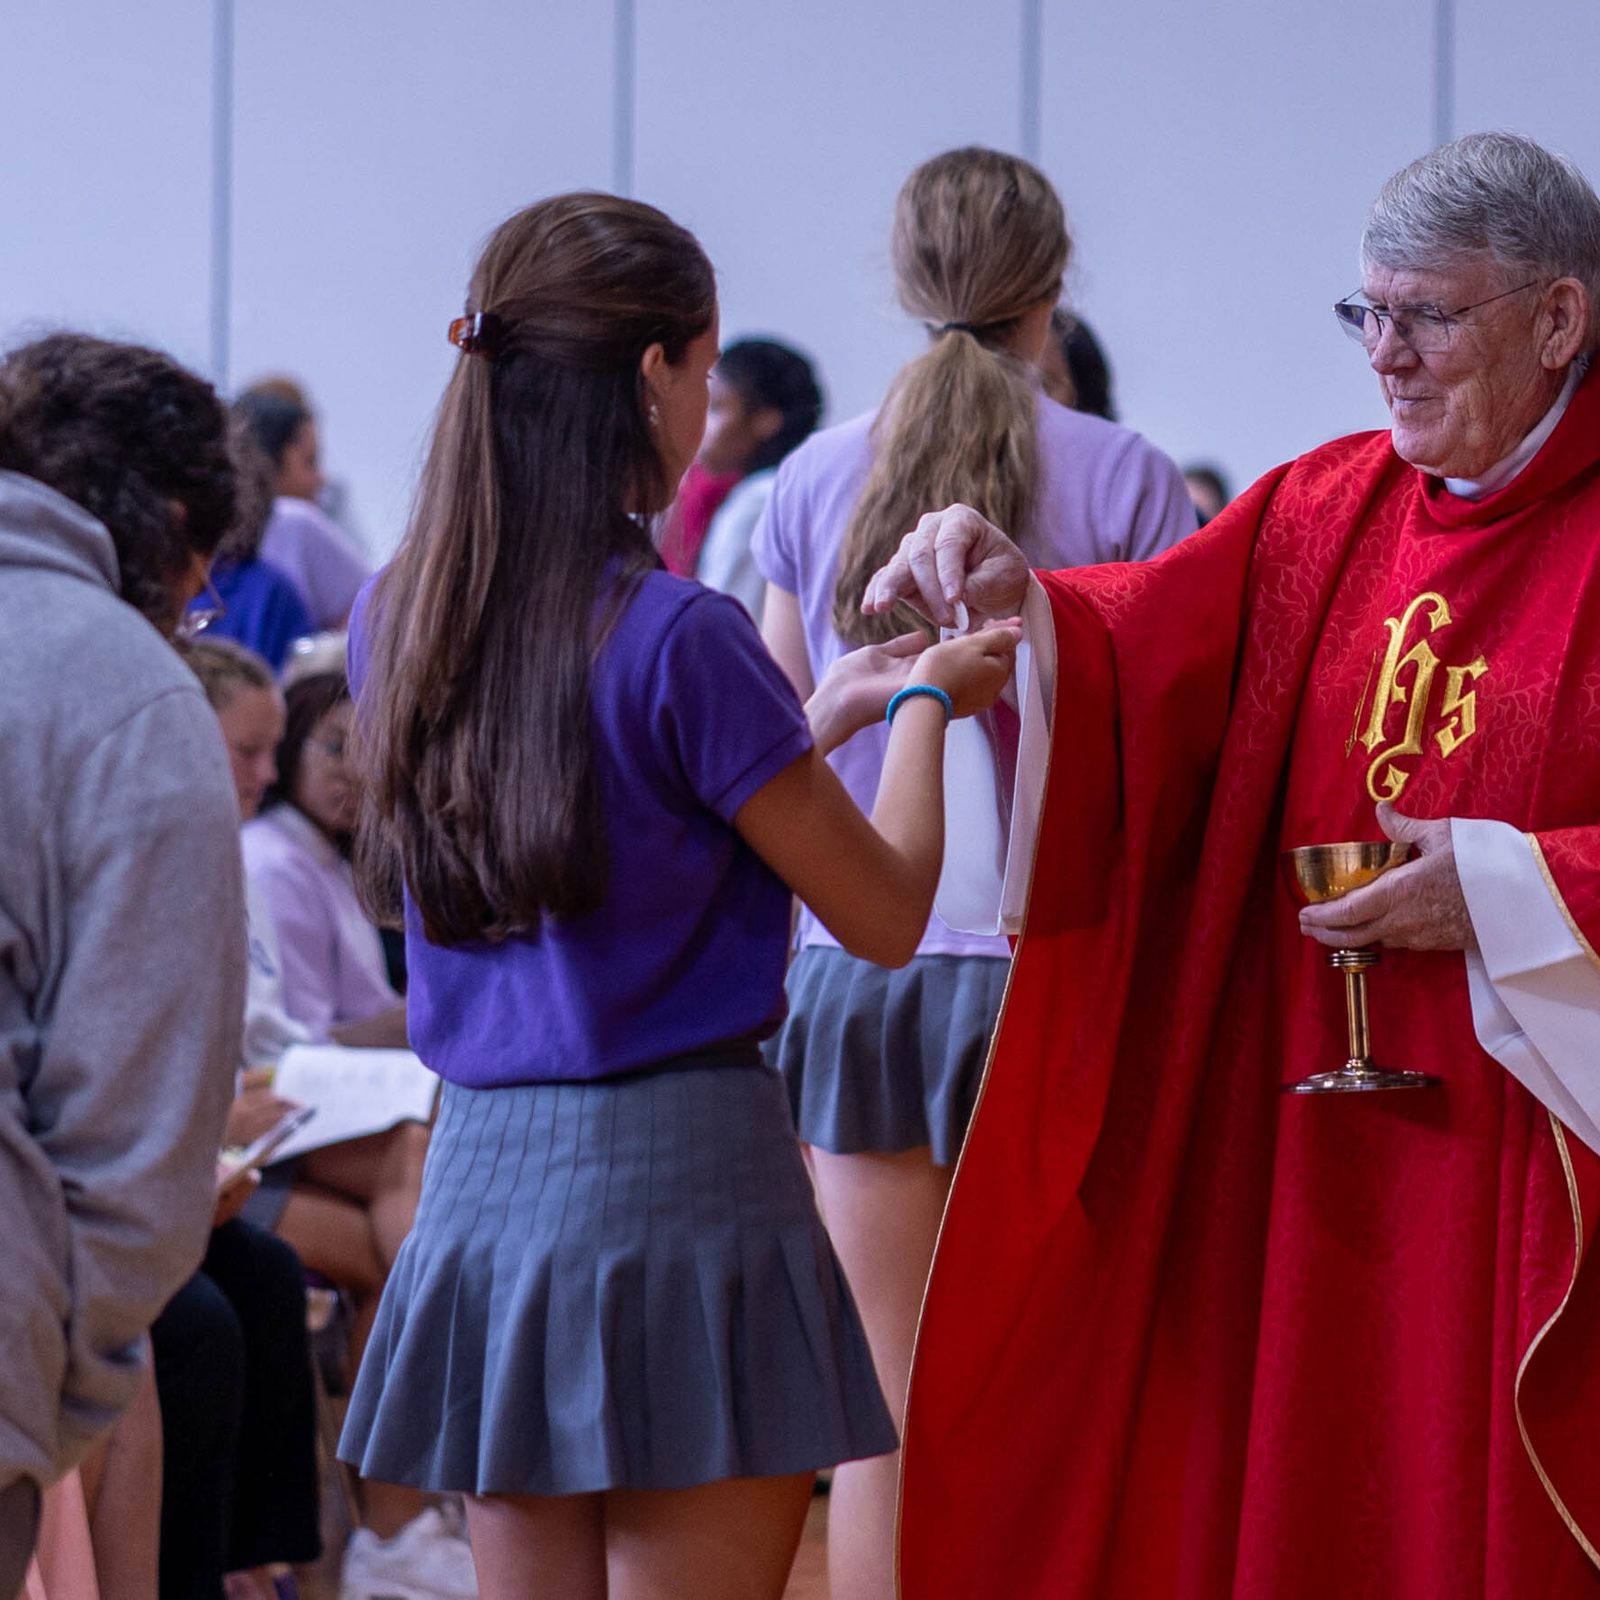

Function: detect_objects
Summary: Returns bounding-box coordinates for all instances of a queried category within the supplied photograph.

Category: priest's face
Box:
[1362,257,1562,479]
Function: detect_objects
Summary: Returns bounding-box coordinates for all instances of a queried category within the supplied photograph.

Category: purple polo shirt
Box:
[349,568,812,1087]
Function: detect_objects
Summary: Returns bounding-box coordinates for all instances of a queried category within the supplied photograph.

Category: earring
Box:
[648,401,661,428]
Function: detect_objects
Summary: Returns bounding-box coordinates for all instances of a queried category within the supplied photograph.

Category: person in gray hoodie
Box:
[0,333,248,1594]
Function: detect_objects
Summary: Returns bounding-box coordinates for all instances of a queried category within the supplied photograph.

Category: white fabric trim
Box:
[934,576,1056,937]
[1455,815,1600,1155]
[1443,361,1583,500]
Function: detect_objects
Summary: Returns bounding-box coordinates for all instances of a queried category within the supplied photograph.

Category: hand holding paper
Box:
[269,1046,439,1162]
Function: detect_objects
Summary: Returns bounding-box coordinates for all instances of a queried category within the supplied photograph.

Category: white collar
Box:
[263,802,343,871]
[1443,360,1585,501]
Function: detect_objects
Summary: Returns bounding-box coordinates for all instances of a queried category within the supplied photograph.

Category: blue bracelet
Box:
[886,684,954,725]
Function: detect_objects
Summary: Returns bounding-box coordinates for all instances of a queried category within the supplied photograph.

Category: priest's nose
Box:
[1368,319,1418,375]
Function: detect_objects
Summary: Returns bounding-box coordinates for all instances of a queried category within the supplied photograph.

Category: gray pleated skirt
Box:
[766,947,1010,1166]
[338,1056,896,1496]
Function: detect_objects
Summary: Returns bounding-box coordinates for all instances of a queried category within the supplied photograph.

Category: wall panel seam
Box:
[210,0,235,388]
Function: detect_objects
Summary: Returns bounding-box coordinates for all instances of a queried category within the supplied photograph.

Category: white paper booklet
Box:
[271,1045,439,1161]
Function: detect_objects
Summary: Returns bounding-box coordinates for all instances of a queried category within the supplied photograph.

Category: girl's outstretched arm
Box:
[735,623,1019,966]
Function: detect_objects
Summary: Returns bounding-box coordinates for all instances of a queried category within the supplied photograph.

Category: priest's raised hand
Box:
[860,502,1029,627]
[1297,800,1479,951]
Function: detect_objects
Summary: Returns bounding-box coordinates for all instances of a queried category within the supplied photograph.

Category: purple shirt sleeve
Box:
[346,577,374,699]
[1126,438,1203,563]
[260,499,369,631]
[1097,432,1198,563]
[651,589,813,822]
[750,455,801,593]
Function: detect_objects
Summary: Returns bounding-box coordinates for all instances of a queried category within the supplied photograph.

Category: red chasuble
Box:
[901,371,1600,1598]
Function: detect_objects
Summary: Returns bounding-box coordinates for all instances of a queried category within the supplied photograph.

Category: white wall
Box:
[0,3,216,372]
[1040,0,1432,492]
[1456,0,1600,177]
[0,1,1591,556]
[228,0,615,553]
[634,0,1025,451]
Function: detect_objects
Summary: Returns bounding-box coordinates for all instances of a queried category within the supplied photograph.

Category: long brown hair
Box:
[832,148,1069,644]
[356,194,715,944]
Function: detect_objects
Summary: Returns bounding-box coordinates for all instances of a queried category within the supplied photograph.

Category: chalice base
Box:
[1286,1061,1441,1095]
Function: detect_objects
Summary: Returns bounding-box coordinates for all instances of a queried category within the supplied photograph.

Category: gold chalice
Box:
[1282,842,1439,1094]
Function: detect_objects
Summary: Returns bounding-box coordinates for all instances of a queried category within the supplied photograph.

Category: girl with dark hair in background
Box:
[690,338,823,619]
[337,191,1019,1598]
[234,387,369,631]
[754,146,1194,1599]
[242,671,405,1044]
[190,430,314,672]
[1039,305,1119,420]
[656,337,822,614]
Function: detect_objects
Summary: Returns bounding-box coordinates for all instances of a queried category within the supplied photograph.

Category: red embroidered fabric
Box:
[901,373,1600,1597]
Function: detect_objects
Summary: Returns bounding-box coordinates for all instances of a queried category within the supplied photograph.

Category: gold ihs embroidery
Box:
[1350,591,1489,801]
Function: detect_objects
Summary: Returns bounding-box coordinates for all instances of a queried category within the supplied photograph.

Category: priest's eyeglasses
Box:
[1332,280,1541,354]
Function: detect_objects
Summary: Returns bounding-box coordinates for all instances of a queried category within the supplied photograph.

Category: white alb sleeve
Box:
[1454,816,1600,1156]
[934,577,1056,937]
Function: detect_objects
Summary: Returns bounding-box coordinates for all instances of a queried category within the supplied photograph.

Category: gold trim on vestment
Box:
[1512,1112,1600,1571]
[1527,833,1600,976]
[893,585,1061,1599]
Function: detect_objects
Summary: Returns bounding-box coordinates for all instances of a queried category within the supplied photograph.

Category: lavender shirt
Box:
[348,570,813,1087]
[754,394,1195,957]
[259,496,368,631]
[240,804,400,1038]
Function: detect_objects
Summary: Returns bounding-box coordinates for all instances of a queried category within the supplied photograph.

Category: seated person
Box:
[234,387,368,631]
[149,1202,320,1600]
[192,430,315,673]
[241,669,404,1044]
[191,643,456,1586]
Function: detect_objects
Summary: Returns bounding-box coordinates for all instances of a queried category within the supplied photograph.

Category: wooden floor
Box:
[299,1488,830,1598]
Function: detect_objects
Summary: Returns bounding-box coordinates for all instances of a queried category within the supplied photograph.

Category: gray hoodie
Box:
[0,470,245,1497]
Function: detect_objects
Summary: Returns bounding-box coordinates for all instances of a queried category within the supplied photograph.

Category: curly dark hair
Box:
[714,338,824,472]
[0,333,237,627]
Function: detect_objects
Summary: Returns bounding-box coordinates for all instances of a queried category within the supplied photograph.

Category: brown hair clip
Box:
[448,311,504,358]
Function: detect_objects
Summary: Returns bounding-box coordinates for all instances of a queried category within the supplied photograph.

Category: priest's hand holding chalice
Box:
[1288,801,1476,1092]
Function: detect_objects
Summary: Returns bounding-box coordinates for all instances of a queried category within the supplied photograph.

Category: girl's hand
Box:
[909,618,1021,718]
[224,1085,302,1149]
[212,1165,260,1229]
[806,630,930,755]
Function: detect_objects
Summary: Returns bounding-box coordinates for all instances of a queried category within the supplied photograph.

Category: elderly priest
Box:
[867,132,1600,1598]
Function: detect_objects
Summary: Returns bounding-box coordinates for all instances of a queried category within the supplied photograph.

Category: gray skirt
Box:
[766,947,1010,1166]
[338,1057,896,1495]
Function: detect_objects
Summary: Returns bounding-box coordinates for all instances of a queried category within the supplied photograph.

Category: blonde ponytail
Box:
[832,148,1069,645]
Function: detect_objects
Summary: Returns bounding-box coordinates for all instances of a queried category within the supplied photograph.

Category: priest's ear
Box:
[1538,277,1589,370]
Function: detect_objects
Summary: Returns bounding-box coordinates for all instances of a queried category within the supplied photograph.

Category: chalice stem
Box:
[1342,960,1371,1065]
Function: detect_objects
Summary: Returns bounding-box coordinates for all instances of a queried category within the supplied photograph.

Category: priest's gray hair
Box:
[1362,131,1600,349]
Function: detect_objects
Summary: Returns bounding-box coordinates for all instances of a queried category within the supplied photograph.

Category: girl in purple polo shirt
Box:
[336,193,1019,1598]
